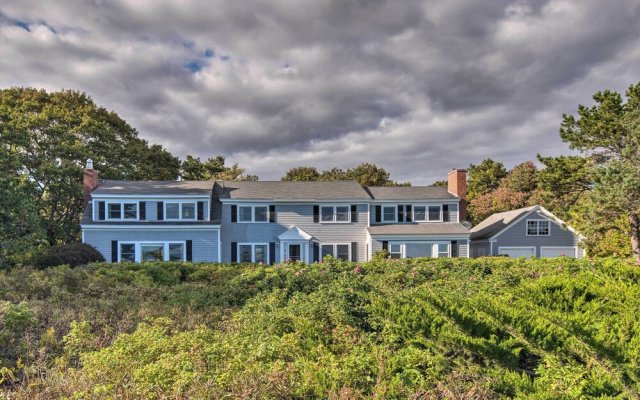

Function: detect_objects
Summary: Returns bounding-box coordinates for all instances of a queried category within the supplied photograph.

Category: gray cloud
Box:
[1,0,639,184]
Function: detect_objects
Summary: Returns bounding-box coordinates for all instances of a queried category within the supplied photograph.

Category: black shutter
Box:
[313,205,320,223]
[382,241,388,251]
[231,242,237,262]
[443,205,450,222]
[375,205,381,223]
[313,242,319,263]
[111,240,118,262]
[157,201,164,220]
[186,240,193,261]
[351,242,358,262]
[351,205,358,222]
[269,205,276,223]
[269,242,276,265]
[398,205,404,223]
[451,240,458,258]
[139,201,146,220]
[197,201,205,220]
[98,201,105,220]
[231,205,237,222]
[406,205,412,222]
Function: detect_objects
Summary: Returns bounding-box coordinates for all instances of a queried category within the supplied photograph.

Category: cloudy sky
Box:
[1,0,639,184]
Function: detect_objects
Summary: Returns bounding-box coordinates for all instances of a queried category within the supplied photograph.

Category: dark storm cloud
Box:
[1,0,639,183]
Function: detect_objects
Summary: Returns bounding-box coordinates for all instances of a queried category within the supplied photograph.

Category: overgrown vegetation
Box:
[1,257,639,398]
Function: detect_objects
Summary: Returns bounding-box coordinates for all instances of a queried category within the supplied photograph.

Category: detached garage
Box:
[470,205,585,259]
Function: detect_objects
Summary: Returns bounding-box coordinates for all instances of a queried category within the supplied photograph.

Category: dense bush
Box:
[32,242,105,268]
[0,257,639,398]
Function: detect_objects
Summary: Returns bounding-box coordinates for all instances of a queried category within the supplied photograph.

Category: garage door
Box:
[541,247,576,258]
[498,247,535,258]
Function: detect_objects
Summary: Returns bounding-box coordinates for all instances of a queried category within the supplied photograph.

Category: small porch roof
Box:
[278,226,313,241]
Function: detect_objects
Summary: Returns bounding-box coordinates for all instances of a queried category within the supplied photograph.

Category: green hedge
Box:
[1,257,639,398]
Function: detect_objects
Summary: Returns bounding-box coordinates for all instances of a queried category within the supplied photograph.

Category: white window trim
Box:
[526,219,551,236]
[320,205,351,224]
[237,205,270,223]
[237,242,270,263]
[381,205,397,223]
[165,201,199,221]
[118,241,186,263]
[411,205,443,222]
[106,201,139,221]
[320,243,351,260]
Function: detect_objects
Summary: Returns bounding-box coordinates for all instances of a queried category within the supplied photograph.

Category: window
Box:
[141,243,164,262]
[107,202,137,220]
[405,243,432,258]
[165,202,198,220]
[320,244,350,261]
[255,206,268,222]
[123,203,137,219]
[182,203,196,220]
[120,243,135,262]
[414,206,426,221]
[437,243,450,258]
[237,243,269,263]
[428,206,441,221]
[169,243,184,261]
[383,206,396,222]
[119,242,186,262]
[320,206,350,223]
[389,244,402,259]
[238,205,270,223]
[527,220,550,236]
[108,203,121,219]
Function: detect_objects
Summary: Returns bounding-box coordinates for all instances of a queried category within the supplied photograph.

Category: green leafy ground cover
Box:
[1,257,639,399]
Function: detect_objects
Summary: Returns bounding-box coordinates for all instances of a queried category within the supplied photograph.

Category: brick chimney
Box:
[447,169,467,222]
[83,159,99,207]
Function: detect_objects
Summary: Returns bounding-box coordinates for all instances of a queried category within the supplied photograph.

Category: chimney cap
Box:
[85,159,94,170]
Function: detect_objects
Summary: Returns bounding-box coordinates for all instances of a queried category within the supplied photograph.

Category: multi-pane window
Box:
[108,203,121,219]
[428,206,441,221]
[527,220,550,236]
[413,206,426,221]
[119,242,185,262]
[166,202,197,220]
[182,203,195,220]
[166,203,180,219]
[437,243,450,258]
[389,244,402,259]
[107,202,137,220]
[238,243,269,263]
[238,206,269,223]
[320,244,350,261]
[383,206,396,222]
[120,243,135,262]
[321,206,350,223]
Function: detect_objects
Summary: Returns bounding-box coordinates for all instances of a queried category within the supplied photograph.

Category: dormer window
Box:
[107,202,138,220]
[165,202,197,220]
[413,205,442,222]
[382,206,396,222]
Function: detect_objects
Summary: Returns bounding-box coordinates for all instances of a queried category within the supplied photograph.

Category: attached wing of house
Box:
[469,205,584,258]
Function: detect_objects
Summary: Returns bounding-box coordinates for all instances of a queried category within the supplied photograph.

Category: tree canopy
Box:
[280,163,409,187]
[180,155,258,181]
[0,88,181,246]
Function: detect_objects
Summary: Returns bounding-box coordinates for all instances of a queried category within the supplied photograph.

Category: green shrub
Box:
[32,243,104,269]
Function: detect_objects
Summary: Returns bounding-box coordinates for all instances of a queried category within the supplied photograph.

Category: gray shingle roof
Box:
[366,186,457,200]
[214,180,371,200]
[92,180,214,195]
[367,223,470,235]
[469,205,538,240]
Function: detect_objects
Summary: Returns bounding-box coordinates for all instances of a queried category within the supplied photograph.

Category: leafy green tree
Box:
[0,88,180,245]
[560,82,640,260]
[281,167,320,181]
[346,163,392,186]
[501,161,538,193]
[536,155,593,214]
[319,167,349,181]
[430,180,448,187]
[181,155,256,181]
[467,159,508,201]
